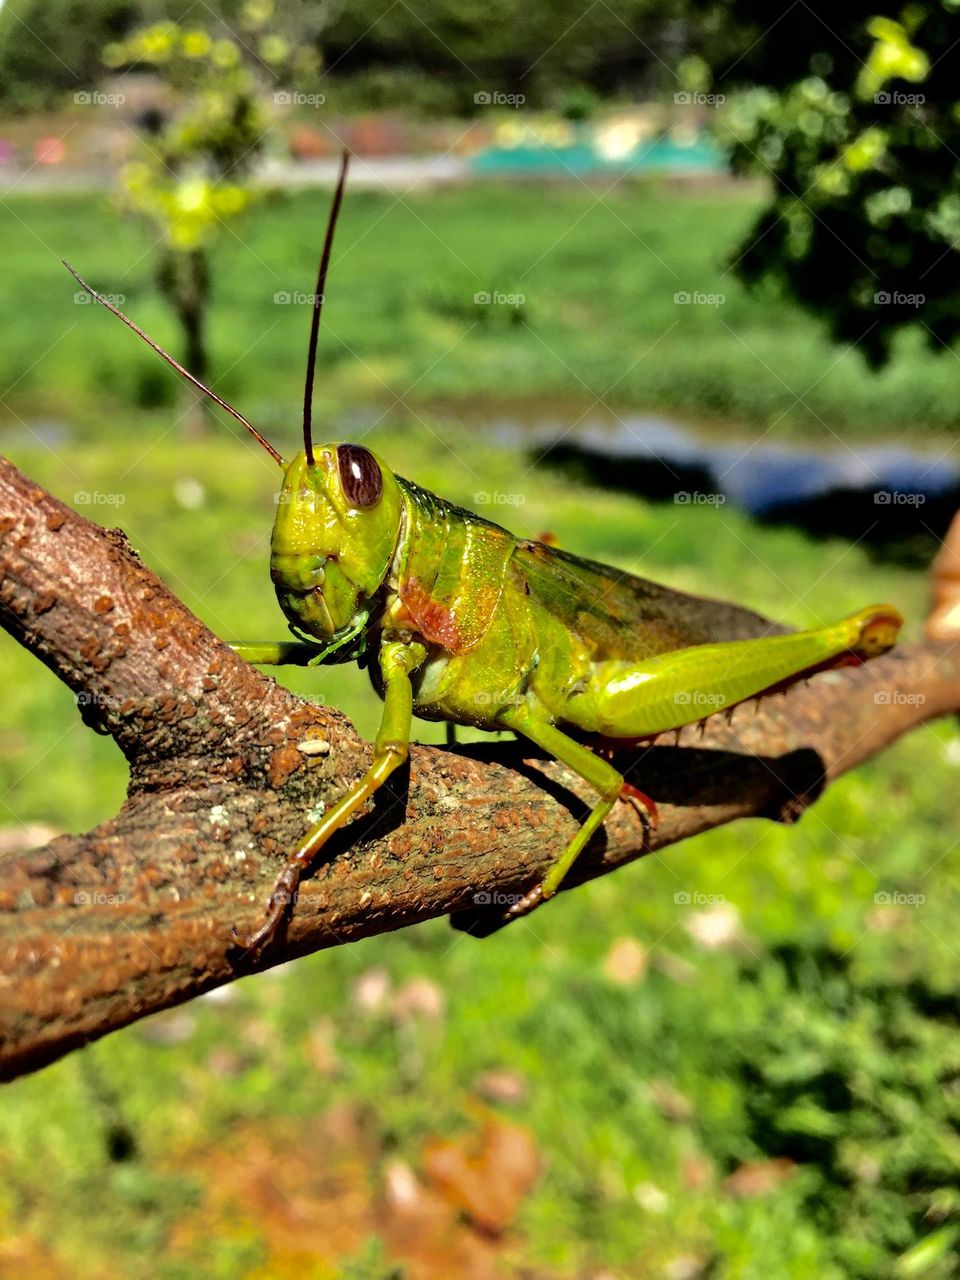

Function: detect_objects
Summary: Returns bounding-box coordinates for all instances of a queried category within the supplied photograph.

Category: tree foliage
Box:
[694,1,960,365]
[0,0,688,114]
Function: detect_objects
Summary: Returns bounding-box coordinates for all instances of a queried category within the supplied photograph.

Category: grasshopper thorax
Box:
[271,443,403,647]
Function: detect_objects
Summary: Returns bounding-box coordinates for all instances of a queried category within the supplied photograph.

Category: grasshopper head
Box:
[271,443,403,647]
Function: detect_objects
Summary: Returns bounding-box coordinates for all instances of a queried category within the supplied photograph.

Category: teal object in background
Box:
[470,131,727,176]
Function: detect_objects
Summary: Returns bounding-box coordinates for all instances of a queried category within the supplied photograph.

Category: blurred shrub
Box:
[698,942,960,1277]
[98,5,319,419]
[688,1,960,365]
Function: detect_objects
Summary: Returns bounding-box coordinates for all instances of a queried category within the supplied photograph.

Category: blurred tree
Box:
[314,0,684,112]
[0,0,693,114]
[0,0,137,112]
[102,5,319,431]
[685,1,960,366]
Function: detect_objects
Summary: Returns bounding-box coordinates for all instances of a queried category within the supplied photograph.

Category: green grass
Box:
[2,182,960,439]
[1,417,957,1279]
[1,183,958,1278]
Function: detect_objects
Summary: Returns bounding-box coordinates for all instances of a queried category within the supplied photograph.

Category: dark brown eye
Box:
[337,444,382,509]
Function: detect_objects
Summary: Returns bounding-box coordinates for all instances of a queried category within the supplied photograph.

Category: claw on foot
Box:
[504,881,547,921]
[231,863,302,958]
[620,781,658,829]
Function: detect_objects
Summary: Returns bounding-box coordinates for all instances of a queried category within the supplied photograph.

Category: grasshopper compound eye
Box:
[337,444,382,509]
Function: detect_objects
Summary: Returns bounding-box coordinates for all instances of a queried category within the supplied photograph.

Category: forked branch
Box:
[1,455,956,1081]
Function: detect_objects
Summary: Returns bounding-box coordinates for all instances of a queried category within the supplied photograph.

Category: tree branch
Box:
[1,456,956,1081]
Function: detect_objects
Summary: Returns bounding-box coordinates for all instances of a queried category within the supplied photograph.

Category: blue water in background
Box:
[484,412,959,515]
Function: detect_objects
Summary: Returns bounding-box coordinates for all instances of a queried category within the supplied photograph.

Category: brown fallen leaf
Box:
[160,1109,526,1280]
[423,1118,540,1234]
[381,1155,507,1280]
[474,1068,529,1105]
[306,1016,339,1076]
[722,1157,795,1198]
[351,966,391,1014]
[680,1155,713,1191]
[392,977,445,1023]
[602,937,648,985]
[648,1079,694,1122]
[206,1047,244,1077]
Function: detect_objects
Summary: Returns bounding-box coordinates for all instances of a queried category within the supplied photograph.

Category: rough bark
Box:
[0,455,955,1082]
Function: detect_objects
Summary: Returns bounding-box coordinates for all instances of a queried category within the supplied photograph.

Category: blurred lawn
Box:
[2,182,960,437]
[0,185,959,1280]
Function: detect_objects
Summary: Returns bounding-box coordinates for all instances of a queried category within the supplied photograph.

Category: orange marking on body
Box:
[398,577,464,651]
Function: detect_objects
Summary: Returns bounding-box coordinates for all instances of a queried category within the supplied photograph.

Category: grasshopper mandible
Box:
[66,152,903,954]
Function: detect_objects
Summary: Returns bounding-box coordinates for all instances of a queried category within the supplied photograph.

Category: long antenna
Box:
[62,261,284,466]
[302,149,350,466]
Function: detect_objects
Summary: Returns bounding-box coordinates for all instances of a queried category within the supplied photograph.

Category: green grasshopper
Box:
[66,153,903,955]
